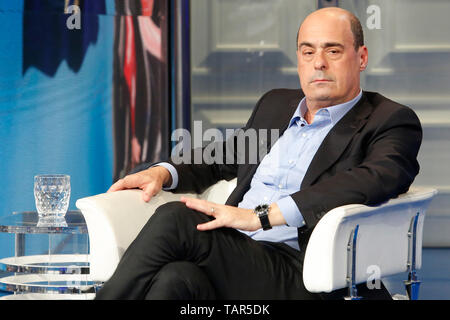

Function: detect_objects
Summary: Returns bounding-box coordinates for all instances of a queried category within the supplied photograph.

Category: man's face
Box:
[296,11,367,107]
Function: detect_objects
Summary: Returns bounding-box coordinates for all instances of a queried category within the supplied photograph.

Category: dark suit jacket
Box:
[166,89,422,257]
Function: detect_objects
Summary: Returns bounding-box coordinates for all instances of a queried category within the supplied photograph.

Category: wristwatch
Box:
[254,204,272,231]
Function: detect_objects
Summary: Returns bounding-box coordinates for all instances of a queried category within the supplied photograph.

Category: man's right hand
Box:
[107,166,172,202]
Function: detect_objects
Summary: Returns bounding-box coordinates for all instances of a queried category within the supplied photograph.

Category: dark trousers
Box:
[94,201,391,300]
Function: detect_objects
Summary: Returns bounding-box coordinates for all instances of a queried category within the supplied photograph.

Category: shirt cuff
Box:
[150,162,179,190]
[275,196,305,228]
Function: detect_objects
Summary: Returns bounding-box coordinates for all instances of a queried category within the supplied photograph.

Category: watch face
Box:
[255,204,269,213]
[255,204,269,216]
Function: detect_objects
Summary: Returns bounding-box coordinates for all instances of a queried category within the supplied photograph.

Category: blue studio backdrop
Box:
[0,0,115,253]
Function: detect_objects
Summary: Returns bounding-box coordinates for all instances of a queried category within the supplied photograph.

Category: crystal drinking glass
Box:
[34,174,71,226]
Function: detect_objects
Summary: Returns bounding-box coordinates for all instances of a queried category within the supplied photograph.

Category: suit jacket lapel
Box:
[301,92,374,188]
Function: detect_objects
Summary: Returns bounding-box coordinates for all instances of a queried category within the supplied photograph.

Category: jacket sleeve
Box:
[291,106,422,230]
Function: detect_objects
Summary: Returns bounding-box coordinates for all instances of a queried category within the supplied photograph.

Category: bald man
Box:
[95,8,421,300]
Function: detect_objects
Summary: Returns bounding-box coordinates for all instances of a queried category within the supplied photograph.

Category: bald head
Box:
[297,8,364,51]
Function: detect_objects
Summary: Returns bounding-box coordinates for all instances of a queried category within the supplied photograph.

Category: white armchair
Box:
[75,179,436,300]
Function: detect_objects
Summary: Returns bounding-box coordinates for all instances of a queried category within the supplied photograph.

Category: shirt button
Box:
[264,197,268,201]
[288,159,293,164]
[302,133,307,138]
[278,184,283,189]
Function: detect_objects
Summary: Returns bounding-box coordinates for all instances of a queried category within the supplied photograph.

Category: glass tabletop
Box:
[0,211,88,234]
[0,254,90,274]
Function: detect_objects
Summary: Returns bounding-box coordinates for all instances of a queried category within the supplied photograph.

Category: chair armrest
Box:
[302,187,438,293]
[75,189,197,282]
[76,178,237,282]
[200,178,237,203]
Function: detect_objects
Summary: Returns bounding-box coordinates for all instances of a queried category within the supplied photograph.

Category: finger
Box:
[142,182,159,202]
[197,219,222,231]
[180,196,196,202]
[183,198,215,216]
[110,176,137,193]
[120,174,143,189]
[107,179,125,193]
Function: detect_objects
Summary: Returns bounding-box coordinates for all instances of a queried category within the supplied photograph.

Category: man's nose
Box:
[314,51,328,70]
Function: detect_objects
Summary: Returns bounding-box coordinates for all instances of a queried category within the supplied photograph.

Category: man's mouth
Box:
[312,79,332,83]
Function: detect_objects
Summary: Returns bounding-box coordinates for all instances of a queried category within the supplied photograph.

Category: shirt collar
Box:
[289,89,363,127]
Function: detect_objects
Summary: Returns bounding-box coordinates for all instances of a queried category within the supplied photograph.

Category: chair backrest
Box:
[302,187,438,293]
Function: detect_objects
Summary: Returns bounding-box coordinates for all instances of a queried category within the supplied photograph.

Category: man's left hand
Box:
[180,197,260,232]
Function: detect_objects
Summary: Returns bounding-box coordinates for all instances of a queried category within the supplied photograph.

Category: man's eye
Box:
[303,51,313,55]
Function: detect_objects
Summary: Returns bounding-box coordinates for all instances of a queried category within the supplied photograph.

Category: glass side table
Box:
[0,211,102,300]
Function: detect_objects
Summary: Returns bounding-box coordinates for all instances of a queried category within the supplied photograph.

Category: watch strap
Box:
[259,211,271,231]
[254,204,272,231]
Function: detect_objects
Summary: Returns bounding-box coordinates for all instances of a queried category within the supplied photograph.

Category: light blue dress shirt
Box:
[158,90,362,251]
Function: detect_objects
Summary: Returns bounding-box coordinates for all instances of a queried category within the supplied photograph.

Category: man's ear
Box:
[359,46,369,71]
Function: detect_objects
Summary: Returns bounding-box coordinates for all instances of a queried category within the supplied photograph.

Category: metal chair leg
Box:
[345,225,362,300]
[404,271,421,300]
[404,212,421,300]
